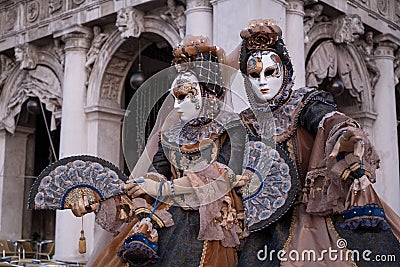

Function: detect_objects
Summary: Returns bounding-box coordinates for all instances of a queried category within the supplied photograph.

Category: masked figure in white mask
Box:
[232,19,400,267]
[72,36,248,267]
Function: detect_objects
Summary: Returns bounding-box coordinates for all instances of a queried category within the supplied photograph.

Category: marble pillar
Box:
[211,0,287,53]
[85,105,125,169]
[0,126,34,240]
[185,0,213,41]
[52,26,96,262]
[372,37,400,214]
[85,105,126,247]
[286,0,306,89]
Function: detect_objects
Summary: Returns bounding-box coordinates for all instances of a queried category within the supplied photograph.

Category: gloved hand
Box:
[233,174,250,188]
[124,176,194,199]
[70,196,100,217]
[124,177,165,198]
[329,130,364,160]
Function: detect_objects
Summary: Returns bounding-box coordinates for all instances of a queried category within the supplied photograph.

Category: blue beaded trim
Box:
[343,204,386,221]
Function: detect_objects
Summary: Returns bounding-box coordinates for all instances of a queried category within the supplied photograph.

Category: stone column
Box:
[286,0,306,89]
[211,0,287,56]
[185,0,213,41]
[85,105,125,246]
[372,36,400,214]
[52,26,96,262]
[0,126,34,240]
[85,105,125,168]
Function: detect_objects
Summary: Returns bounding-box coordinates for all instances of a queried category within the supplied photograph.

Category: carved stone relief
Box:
[377,0,388,16]
[161,0,186,38]
[355,31,380,95]
[332,14,364,44]
[14,44,38,70]
[85,26,109,74]
[5,9,17,31]
[0,54,16,93]
[115,7,145,39]
[394,49,400,86]
[27,1,40,23]
[106,57,130,75]
[307,15,368,104]
[100,73,122,100]
[395,0,400,23]
[303,4,328,44]
[53,38,65,66]
[73,0,85,5]
[1,65,62,134]
[49,0,63,14]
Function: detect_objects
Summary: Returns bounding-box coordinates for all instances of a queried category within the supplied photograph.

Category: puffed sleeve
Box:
[300,90,386,230]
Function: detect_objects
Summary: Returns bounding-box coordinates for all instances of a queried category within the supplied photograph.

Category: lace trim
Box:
[94,197,124,233]
[240,87,321,144]
[162,111,241,147]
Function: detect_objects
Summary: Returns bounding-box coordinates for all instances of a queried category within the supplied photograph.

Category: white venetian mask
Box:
[171,72,202,122]
[246,50,284,103]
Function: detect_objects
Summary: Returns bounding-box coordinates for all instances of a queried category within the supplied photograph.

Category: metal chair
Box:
[37,240,54,260]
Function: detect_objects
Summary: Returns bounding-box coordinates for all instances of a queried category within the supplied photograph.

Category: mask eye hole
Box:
[264,67,275,77]
[177,94,187,101]
[249,72,260,79]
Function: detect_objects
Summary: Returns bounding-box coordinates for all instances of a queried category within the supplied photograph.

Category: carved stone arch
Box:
[86,16,181,108]
[305,21,376,134]
[0,50,63,134]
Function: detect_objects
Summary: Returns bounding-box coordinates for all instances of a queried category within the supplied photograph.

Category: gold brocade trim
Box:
[199,240,208,267]
[280,206,297,267]
[345,215,387,221]
[326,216,358,267]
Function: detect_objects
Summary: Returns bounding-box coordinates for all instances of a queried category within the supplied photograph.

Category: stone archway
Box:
[305,20,376,136]
[84,16,180,168]
[0,49,63,240]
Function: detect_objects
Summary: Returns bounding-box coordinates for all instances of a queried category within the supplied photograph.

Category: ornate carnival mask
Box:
[246,50,284,103]
[171,71,202,122]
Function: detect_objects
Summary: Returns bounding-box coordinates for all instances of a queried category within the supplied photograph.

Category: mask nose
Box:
[173,99,180,110]
[259,73,268,86]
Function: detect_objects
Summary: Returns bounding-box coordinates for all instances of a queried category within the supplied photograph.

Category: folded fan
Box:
[28,155,129,210]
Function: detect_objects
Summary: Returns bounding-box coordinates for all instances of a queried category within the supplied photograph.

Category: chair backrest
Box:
[0,240,13,254]
[45,241,55,256]
[20,241,35,253]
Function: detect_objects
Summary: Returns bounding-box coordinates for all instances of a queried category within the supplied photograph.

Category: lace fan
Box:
[242,140,298,232]
[28,155,129,210]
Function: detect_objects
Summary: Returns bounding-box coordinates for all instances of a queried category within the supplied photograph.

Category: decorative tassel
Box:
[119,208,128,220]
[79,216,86,254]
[302,188,309,203]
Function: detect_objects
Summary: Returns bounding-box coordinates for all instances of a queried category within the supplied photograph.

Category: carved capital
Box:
[186,0,211,9]
[374,34,399,59]
[61,31,92,52]
[287,0,305,16]
[375,43,397,58]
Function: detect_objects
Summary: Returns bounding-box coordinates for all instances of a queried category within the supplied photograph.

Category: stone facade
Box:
[0,0,399,263]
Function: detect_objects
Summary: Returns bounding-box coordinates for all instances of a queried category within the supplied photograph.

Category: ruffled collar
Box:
[241,87,319,143]
[162,111,242,147]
